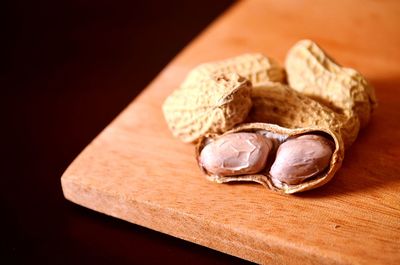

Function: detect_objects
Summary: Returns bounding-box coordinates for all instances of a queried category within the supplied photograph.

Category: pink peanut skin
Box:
[200,133,273,176]
[270,134,333,186]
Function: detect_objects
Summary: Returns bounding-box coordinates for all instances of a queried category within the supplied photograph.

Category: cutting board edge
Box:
[61,170,354,265]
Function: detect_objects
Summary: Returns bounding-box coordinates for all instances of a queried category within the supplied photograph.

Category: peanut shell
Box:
[247,83,360,148]
[162,72,252,143]
[181,53,286,88]
[285,39,377,128]
[196,123,344,194]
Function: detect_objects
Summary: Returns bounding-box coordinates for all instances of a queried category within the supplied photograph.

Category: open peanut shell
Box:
[196,123,344,194]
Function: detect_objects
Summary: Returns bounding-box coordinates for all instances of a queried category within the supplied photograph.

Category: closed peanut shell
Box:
[181,53,286,89]
[285,39,377,128]
[163,72,252,143]
[247,82,360,149]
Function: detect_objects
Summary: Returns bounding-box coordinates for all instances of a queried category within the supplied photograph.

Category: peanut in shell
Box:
[162,72,252,143]
[181,53,286,88]
[285,39,377,128]
[247,82,360,149]
[196,123,344,194]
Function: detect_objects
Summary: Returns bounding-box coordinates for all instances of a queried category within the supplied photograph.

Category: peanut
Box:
[285,39,377,129]
[163,72,252,143]
[269,134,333,186]
[200,132,273,176]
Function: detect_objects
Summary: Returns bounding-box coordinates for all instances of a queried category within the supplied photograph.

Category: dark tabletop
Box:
[2,1,255,264]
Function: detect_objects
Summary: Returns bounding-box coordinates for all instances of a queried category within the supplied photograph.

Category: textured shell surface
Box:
[181,53,286,89]
[285,39,377,128]
[162,72,252,143]
[196,123,344,194]
[247,82,360,148]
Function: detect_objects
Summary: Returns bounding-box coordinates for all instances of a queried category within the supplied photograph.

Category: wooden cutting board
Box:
[61,0,400,264]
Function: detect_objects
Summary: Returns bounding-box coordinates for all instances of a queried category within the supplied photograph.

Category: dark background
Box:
[2,0,255,264]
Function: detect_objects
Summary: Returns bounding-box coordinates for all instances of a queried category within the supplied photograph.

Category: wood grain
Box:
[61,0,400,264]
